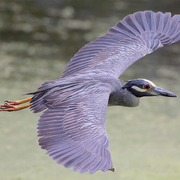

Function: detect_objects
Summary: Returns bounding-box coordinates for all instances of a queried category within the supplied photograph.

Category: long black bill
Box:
[154,86,177,97]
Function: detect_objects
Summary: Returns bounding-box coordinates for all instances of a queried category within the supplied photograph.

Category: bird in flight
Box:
[0,10,180,174]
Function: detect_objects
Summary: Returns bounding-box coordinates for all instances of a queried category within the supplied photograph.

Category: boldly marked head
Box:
[122,79,177,98]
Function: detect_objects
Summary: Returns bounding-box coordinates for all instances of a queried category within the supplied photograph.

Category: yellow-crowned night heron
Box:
[1,11,180,174]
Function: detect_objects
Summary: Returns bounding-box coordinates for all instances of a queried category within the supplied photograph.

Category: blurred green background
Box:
[0,0,180,180]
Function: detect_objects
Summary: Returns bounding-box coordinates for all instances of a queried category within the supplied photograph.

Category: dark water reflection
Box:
[0,0,180,82]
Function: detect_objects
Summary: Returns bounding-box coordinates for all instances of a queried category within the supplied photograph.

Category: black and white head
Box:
[122,79,177,98]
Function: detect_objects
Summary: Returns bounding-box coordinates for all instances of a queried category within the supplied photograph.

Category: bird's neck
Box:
[108,88,140,107]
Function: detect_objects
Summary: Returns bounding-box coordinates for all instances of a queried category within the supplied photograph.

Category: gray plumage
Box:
[28,11,180,174]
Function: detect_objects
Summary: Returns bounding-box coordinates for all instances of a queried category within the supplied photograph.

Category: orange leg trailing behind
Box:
[0,97,32,112]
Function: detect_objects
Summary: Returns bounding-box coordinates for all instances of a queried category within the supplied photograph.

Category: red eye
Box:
[143,84,150,90]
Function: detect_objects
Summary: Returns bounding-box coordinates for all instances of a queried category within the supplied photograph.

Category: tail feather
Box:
[27,81,55,113]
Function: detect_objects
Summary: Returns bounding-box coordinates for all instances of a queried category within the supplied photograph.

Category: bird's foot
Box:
[0,98,32,112]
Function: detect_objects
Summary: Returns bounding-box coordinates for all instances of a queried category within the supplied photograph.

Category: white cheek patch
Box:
[131,85,147,92]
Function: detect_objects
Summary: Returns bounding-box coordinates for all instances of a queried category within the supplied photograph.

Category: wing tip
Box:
[108,10,180,46]
[108,168,115,172]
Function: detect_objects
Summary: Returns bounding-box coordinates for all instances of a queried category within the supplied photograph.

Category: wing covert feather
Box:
[62,11,180,78]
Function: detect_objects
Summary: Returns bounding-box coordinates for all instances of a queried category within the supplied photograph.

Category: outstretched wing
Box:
[37,90,113,174]
[62,11,180,78]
